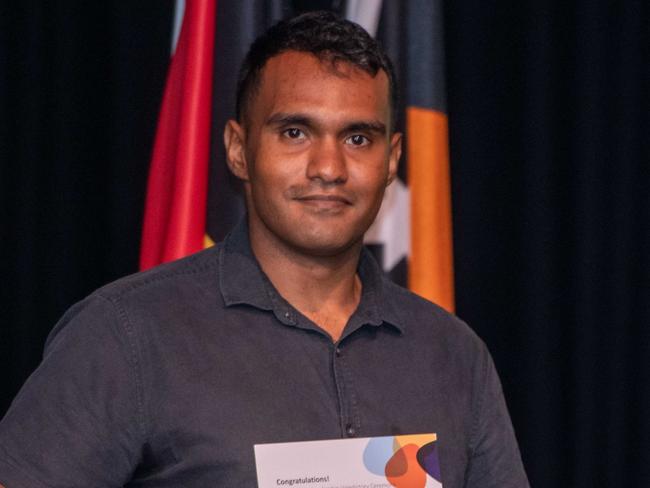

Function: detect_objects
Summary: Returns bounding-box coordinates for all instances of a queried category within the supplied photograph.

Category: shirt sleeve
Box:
[464,344,530,488]
[0,293,145,487]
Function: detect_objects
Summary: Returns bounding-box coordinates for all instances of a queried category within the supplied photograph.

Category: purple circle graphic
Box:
[416,441,441,481]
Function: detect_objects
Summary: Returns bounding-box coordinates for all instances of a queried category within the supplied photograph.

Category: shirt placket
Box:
[331,340,361,439]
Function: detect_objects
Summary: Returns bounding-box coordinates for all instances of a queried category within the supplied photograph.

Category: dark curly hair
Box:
[236,10,397,129]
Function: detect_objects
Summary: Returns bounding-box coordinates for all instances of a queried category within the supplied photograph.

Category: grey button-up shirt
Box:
[0,220,529,487]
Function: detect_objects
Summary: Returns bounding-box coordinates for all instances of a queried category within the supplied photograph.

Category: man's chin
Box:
[286,232,363,259]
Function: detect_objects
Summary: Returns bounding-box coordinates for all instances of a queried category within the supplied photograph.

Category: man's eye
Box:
[346,134,370,146]
[283,128,305,139]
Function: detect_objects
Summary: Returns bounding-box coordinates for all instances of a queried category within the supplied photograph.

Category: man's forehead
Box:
[252,51,390,117]
[261,50,385,85]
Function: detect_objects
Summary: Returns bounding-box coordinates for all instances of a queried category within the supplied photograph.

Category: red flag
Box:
[140,0,217,270]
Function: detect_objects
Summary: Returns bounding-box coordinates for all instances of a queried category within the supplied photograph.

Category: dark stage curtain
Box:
[445,1,650,486]
[0,2,173,413]
[1,2,648,487]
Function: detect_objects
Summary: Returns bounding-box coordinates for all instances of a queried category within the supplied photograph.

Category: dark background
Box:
[1,1,648,486]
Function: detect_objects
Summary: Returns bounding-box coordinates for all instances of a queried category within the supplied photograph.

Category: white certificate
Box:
[254,433,442,488]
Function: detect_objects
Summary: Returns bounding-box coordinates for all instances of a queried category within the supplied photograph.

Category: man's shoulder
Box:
[94,244,223,304]
[43,245,225,353]
[381,277,454,320]
[380,277,486,355]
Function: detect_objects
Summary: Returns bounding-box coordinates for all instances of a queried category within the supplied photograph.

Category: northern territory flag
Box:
[369,0,455,312]
[140,0,454,312]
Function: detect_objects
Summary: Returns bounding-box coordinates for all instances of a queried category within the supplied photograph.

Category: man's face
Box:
[225,50,401,258]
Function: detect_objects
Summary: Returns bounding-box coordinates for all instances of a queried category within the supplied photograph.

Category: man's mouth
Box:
[297,194,351,203]
[294,194,352,209]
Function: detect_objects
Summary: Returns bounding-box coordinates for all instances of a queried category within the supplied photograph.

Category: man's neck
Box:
[249,226,363,342]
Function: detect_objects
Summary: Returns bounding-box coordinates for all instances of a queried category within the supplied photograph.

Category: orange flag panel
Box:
[407,107,455,312]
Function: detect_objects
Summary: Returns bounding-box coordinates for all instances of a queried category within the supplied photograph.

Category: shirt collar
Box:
[218,218,406,334]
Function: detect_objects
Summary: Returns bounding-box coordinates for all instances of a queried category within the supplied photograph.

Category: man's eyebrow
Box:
[266,113,313,127]
[344,121,387,135]
[265,113,387,136]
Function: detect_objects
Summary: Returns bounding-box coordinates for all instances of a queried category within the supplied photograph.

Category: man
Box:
[0,11,528,487]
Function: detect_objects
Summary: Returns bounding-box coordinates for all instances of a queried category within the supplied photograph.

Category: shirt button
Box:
[345,424,356,437]
[335,347,341,357]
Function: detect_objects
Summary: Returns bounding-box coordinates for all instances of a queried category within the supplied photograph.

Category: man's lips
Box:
[295,193,352,205]
[293,194,353,207]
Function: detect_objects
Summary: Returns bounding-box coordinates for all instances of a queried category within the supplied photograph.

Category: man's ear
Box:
[386,131,402,186]
[223,119,249,181]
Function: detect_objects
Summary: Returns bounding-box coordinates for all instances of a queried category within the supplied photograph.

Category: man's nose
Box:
[306,136,348,184]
